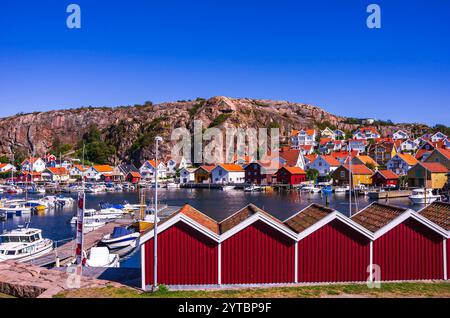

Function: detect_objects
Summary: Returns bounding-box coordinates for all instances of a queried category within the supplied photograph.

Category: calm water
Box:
[0,189,419,269]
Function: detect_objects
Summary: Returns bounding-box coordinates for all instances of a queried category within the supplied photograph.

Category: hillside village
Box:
[1,125,449,193]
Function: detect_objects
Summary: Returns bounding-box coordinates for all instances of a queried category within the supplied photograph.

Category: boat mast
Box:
[348,152,352,216]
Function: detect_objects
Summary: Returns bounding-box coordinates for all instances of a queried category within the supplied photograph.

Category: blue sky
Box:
[0,0,449,125]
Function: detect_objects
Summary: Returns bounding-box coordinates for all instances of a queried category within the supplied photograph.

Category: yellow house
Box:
[331,164,374,186]
[407,162,448,189]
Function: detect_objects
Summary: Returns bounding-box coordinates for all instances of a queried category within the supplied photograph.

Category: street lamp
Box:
[153,136,163,292]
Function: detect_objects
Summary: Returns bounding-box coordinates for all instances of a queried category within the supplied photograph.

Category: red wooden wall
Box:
[144,221,218,286]
[297,220,370,283]
[221,220,295,284]
[373,218,444,281]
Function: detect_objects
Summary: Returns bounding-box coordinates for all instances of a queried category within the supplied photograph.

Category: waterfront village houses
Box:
[399,139,418,152]
[331,164,374,186]
[320,127,336,140]
[69,164,88,178]
[42,167,70,182]
[211,164,245,184]
[309,155,340,179]
[424,148,450,170]
[21,157,46,173]
[85,165,114,181]
[347,139,367,153]
[386,153,419,176]
[290,129,316,149]
[431,132,448,143]
[180,167,196,184]
[0,163,16,173]
[139,160,167,181]
[407,162,448,189]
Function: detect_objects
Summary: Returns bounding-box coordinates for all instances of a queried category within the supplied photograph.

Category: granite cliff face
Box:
[0,96,415,165]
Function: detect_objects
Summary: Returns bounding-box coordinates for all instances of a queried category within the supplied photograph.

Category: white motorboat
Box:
[0,202,32,217]
[85,247,120,268]
[334,186,349,193]
[0,226,53,262]
[310,186,321,193]
[244,185,262,192]
[221,185,235,191]
[166,182,180,188]
[101,226,140,250]
[409,189,440,204]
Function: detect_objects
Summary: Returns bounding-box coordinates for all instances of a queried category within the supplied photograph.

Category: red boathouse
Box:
[276,166,306,185]
[219,205,297,284]
[285,204,372,283]
[352,202,448,281]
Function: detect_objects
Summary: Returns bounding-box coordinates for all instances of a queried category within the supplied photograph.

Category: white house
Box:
[69,164,89,178]
[291,129,316,149]
[399,139,418,152]
[334,129,346,140]
[139,160,167,181]
[348,140,367,153]
[179,167,196,184]
[431,132,447,143]
[165,156,189,175]
[42,167,70,182]
[309,155,341,177]
[85,165,114,181]
[21,157,46,172]
[0,163,16,173]
[352,127,380,140]
[392,130,409,140]
[211,164,245,184]
[386,153,418,176]
[320,127,336,140]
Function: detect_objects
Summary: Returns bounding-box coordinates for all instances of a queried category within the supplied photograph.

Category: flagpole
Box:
[153,136,162,292]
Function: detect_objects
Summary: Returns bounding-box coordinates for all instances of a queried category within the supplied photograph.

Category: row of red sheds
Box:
[139,201,450,289]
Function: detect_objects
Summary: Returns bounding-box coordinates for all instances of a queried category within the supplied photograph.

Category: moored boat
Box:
[85,247,120,267]
[408,188,440,204]
[101,226,140,250]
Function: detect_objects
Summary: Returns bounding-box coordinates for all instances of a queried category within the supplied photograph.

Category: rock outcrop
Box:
[0,96,419,165]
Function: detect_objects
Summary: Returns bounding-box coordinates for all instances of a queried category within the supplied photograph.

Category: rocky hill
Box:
[0,96,430,166]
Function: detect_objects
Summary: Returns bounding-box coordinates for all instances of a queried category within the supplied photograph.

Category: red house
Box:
[126,171,141,184]
[276,166,306,185]
[284,204,372,283]
[352,202,448,281]
[371,170,399,188]
[244,161,278,185]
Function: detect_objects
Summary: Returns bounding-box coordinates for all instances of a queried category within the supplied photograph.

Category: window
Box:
[340,171,345,178]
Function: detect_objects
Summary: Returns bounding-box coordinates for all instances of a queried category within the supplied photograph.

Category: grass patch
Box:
[55,282,450,298]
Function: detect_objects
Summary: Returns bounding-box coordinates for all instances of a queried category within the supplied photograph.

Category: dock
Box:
[368,190,412,199]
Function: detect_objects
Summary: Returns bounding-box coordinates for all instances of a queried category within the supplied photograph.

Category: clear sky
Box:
[0,0,449,125]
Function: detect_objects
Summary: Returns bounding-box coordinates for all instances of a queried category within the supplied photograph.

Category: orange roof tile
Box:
[282,166,306,175]
[398,153,419,165]
[343,164,373,175]
[373,170,399,180]
[420,162,448,173]
[218,164,244,172]
[320,155,341,166]
[356,155,379,167]
[46,167,69,175]
[93,165,114,173]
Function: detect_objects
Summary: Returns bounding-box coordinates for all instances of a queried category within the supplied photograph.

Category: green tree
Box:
[0,155,9,164]
[76,125,115,164]
[306,169,319,182]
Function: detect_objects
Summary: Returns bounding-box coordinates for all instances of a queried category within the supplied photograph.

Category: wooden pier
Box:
[367,190,412,199]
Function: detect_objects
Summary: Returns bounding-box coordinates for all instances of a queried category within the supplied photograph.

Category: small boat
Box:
[334,186,349,193]
[85,247,120,268]
[101,226,140,250]
[0,202,32,217]
[166,182,180,189]
[0,226,54,262]
[409,188,440,205]
[221,185,235,191]
[244,185,262,192]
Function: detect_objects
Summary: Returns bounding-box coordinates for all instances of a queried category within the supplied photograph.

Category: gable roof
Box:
[342,164,373,175]
[217,164,244,172]
[128,171,141,178]
[319,155,341,167]
[218,204,284,234]
[21,157,42,165]
[354,155,379,167]
[195,165,215,173]
[279,166,306,175]
[284,204,335,233]
[279,149,301,166]
[146,160,165,169]
[373,170,399,180]
[92,165,114,173]
[72,164,88,172]
[417,202,450,232]
[397,153,419,165]
[46,167,69,175]
[351,202,407,233]
[432,148,450,160]
[419,162,448,173]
